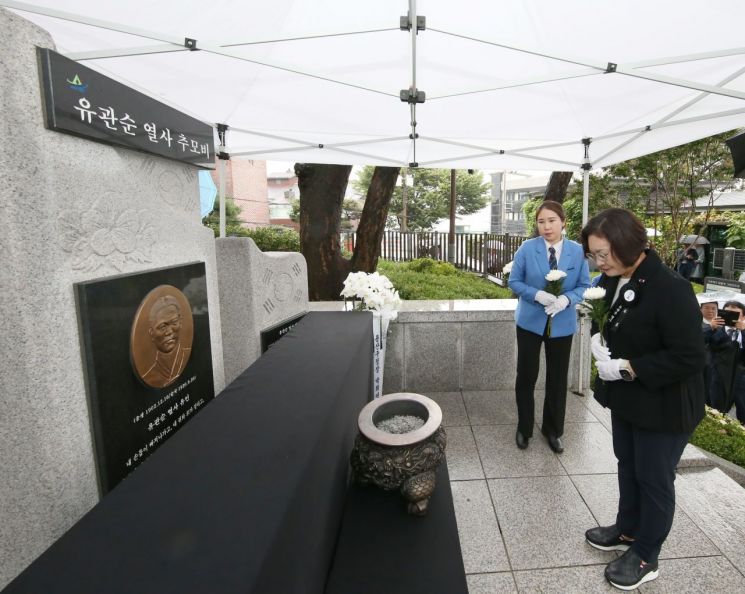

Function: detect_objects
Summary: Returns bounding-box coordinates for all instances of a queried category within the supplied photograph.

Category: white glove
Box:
[591,333,611,362]
[535,290,557,307]
[596,359,623,381]
[544,295,570,316]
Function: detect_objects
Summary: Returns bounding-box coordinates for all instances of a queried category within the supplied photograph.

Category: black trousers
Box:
[612,413,690,564]
[515,325,573,438]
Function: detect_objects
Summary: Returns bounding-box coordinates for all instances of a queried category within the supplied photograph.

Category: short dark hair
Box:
[536,200,565,222]
[723,300,745,315]
[581,208,648,267]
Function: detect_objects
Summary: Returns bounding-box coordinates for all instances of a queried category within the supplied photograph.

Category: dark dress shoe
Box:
[547,435,564,453]
[515,430,529,449]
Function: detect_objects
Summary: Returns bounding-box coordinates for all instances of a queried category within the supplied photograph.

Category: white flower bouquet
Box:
[502,261,513,282]
[544,269,567,336]
[340,271,401,321]
[579,286,609,343]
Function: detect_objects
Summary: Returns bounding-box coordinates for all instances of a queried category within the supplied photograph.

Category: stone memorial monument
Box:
[215,237,308,385]
[0,8,227,588]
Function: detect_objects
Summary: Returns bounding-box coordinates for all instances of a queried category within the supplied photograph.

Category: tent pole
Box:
[217,124,229,238]
[582,169,589,226]
[219,158,226,238]
[576,140,592,396]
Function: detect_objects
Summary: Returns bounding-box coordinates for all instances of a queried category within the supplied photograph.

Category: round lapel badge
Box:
[623,289,636,304]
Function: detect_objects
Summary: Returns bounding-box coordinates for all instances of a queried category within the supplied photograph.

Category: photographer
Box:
[704,300,745,423]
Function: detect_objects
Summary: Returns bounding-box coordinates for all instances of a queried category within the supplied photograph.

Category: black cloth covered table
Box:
[4,312,372,594]
[325,462,468,594]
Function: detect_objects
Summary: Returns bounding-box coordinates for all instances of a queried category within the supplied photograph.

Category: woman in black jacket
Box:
[581,209,705,591]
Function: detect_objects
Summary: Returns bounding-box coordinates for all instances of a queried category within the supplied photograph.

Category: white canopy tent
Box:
[6,0,745,397]
[6,0,745,223]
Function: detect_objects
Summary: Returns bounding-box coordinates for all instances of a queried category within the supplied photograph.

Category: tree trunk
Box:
[350,166,400,272]
[296,163,353,300]
[543,171,573,203]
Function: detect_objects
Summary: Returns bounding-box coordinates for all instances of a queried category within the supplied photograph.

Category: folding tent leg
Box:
[219,157,226,238]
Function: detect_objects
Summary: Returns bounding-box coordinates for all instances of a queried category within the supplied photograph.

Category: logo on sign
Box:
[66,74,88,93]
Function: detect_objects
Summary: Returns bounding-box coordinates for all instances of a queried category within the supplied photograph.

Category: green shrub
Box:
[239,226,301,252]
[377,259,511,300]
[406,257,459,276]
[690,406,745,468]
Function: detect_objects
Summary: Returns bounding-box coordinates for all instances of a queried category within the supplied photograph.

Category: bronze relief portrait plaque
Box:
[130,285,194,388]
[75,262,214,494]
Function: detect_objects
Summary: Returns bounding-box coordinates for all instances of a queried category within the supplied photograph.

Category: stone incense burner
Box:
[350,393,447,515]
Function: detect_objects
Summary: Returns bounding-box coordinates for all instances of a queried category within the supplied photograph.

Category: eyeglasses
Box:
[585,250,611,264]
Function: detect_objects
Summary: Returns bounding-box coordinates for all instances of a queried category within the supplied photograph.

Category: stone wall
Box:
[382,308,590,394]
[215,237,308,385]
[0,9,226,588]
[309,301,592,396]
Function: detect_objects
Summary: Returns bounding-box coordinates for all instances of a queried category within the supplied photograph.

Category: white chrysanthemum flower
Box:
[502,261,513,274]
[545,269,567,282]
[340,271,401,317]
[583,287,607,300]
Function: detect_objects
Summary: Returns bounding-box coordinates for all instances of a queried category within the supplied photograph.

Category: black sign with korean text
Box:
[704,276,744,293]
[75,262,215,494]
[260,313,306,353]
[38,48,214,168]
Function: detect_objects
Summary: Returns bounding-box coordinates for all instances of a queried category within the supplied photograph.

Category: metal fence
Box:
[341,231,529,277]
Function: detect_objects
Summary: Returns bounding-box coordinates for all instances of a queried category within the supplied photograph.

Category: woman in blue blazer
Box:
[508,201,590,453]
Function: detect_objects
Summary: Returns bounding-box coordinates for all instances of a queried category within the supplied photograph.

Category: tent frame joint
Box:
[605,62,617,73]
[184,37,197,51]
[400,15,426,32]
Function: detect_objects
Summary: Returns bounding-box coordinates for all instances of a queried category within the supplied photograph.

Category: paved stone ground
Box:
[425,390,745,593]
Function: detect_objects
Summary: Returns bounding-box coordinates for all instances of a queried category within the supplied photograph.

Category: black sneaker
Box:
[605,548,659,590]
[585,525,632,552]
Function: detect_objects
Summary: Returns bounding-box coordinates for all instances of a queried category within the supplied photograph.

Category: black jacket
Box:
[593,250,705,433]
[703,325,744,411]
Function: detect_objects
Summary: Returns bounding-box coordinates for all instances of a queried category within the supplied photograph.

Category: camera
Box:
[718,309,739,327]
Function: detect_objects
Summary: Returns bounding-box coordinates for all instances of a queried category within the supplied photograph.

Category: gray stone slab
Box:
[484,321,517,389]
[473,425,567,478]
[675,467,745,574]
[423,391,469,427]
[555,422,617,475]
[463,390,518,426]
[215,238,307,384]
[535,391,599,425]
[462,322,501,390]
[513,564,619,593]
[639,555,745,593]
[445,426,485,481]
[382,321,404,394]
[404,322,461,391]
[488,476,616,570]
[467,572,517,594]
[572,474,720,560]
[677,443,714,470]
[582,392,613,431]
[450,480,511,574]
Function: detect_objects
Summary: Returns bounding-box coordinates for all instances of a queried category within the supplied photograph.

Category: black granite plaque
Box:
[704,276,744,293]
[38,48,214,168]
[75,262,215,494]
[260,313,306,353]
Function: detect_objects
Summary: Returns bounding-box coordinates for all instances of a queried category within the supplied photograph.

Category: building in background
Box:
[490,172,550,235]
[267,168,300,230]
[209,159,269,228]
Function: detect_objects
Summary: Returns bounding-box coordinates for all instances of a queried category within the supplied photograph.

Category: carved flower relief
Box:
[60,199,157,272]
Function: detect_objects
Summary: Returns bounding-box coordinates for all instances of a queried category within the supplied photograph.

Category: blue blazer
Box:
[509,236,591,337]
